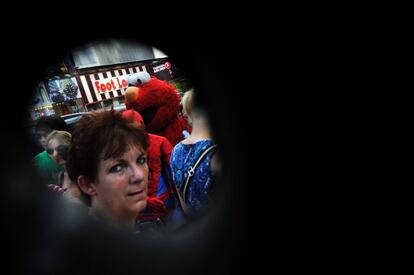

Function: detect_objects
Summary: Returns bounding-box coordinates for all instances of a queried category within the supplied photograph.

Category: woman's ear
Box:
[77,175,97,196]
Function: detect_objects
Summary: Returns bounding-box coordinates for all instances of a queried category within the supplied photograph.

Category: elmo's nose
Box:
[125,86,140,102]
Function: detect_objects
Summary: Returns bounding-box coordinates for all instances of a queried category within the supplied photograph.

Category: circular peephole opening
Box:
[26,38,228,238]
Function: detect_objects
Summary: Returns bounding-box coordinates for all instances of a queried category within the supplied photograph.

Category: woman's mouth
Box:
[127,189,146,199]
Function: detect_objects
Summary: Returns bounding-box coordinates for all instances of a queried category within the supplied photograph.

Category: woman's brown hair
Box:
[66,109,148,186]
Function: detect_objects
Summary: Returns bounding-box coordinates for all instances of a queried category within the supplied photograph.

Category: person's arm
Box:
[211,150,221,178]
[161,137,173,166]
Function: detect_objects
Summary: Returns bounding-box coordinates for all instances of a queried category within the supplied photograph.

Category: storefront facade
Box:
[30,58,187,119]
[73,63,149,110]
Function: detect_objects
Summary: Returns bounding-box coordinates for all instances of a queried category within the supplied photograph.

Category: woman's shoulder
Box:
[181,137,214,146]
[193,139,215,151]
[172,139,214,156]
[33,150,47,161]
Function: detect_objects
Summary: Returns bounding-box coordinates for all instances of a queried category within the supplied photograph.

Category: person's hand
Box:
[47,184,66,195]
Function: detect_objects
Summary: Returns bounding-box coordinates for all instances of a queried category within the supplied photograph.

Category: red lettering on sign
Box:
[95,76,128,93]
[95,81,101,93]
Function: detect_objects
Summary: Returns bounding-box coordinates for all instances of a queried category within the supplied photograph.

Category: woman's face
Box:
[37,129,51,149]
[92,145,148,221]
[47,139,66,165]
[182,108,192,126]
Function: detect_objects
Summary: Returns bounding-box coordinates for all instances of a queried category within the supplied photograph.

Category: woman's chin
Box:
[132,199,147,214]
[139,199,147,211]
[54,158,66,165]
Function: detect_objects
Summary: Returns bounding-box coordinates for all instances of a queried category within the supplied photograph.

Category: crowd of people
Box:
[31,88,220,234]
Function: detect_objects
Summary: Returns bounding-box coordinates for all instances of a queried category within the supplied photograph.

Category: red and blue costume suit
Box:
[122,110,178,223]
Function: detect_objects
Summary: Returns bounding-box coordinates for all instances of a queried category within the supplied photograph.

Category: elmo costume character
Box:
[122,110,182,226]
[125,71,191,146]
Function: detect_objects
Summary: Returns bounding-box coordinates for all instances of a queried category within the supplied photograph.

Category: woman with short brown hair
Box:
[66,110,149,231]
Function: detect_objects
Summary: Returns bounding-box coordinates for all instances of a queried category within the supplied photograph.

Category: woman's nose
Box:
[51,150,59,158]
[129,164,147,183]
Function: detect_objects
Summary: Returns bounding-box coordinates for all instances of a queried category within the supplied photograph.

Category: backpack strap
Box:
[161,158,187,215]
[182,144,218,202]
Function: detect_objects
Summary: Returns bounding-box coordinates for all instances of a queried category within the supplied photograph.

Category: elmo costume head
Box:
[125,71,191,146]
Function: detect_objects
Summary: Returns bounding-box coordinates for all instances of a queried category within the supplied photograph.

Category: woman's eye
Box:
[137,156,147,165]
[109,164,124,173]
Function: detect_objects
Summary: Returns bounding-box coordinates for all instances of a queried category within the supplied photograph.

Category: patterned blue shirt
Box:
[170,139,216,215]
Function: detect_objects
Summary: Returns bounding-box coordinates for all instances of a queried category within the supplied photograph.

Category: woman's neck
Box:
[187,118,212,142]
[90,206,135,232]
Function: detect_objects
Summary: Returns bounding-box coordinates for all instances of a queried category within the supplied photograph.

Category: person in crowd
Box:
[170,89,221,219]
[180,97,191,139]
[44,130,85,208]
[33,115,69,185]
[44,130,72,188]
[121,110,184,231]
[65,110,149,232]
[124,72,191,146]
[46,130,72,193]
